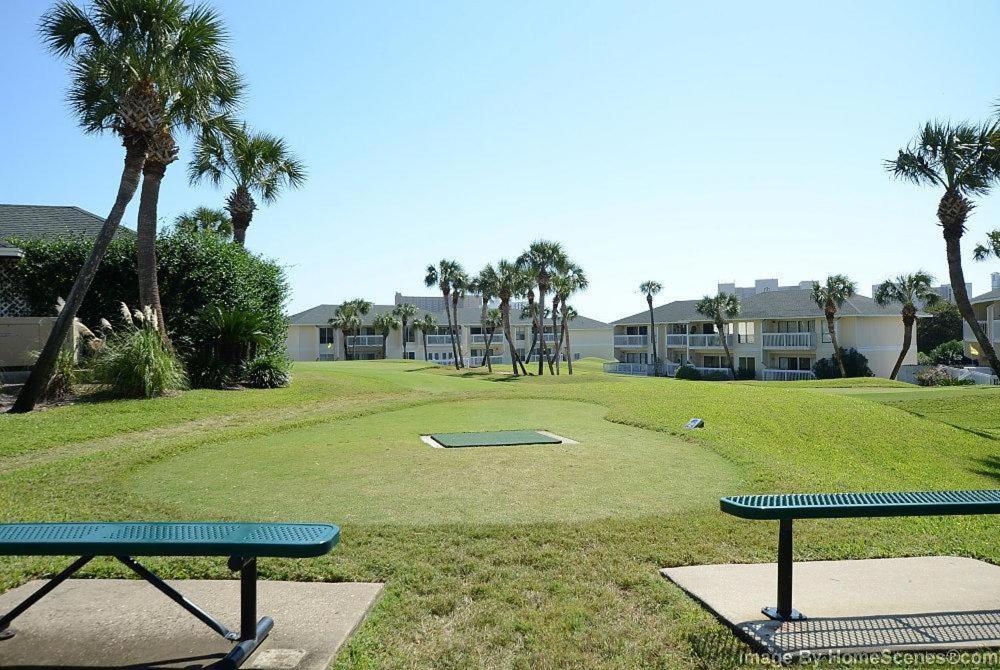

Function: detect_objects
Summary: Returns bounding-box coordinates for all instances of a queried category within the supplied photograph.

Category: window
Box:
[406,352,415,360]
[319,327,335,344]
[738,356,756,374]
[736,321,755,344]
[574,353,581,360]
[778,356,812,371]
[624,352,648,363]
[516,331,525,341]
[703,355,721,368]
[626,325,648,335]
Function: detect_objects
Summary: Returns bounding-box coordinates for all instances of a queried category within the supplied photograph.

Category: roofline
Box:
[612,312,904,325]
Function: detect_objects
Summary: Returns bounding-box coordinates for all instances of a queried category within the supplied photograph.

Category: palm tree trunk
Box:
[718,318,736,378]
[341,331,349,361]
[551,296,562,374]
[231,211,252,246]
[562,303,574,374]
[827,314,846,377]
[526,329,537,364]
[452,293,465,368]
[502,300,519,376]
[484,331,493,372]
[890,312,915,380]
[402,320,408,359]
[382,333,387,359]
[647,297,658,372]
[136,162,170,347]
[422,332,429,361]
[443,291,459,369]
[13,140,147,413]
[537,285,546,375]
[945,232,1000,376]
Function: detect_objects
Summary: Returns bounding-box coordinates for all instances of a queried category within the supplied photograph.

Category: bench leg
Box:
[210,557,273,670]
[0,555,94,640]
[762,519,805,621]
[116,556,239,641]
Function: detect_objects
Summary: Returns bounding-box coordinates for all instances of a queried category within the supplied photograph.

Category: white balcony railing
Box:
[758,369,816,382]
[470,333,504,345]
[541,332,558,343]
[425,334,453,346]
[688,334,732,348]
[603,362,653,375]
[345,335,383,347]
[614,334,649,347]
[762,332,814,348]
[693,366,733,378]
[666,334,687,347]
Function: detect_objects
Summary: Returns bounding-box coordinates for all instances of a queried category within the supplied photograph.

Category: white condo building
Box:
[286,294,613,365]
[609,280,916,380]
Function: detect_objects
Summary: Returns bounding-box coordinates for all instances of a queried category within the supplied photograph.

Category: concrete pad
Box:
[662,556,1000,660]
[420,430,578,449]
[0,579,382,669]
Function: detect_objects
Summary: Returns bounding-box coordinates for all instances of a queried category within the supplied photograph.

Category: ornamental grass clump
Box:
[93,304,186,398]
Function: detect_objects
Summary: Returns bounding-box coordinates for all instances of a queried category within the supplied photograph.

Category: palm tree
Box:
[327,313,347,360]
[450,267,470,368]
[638,280,663,372]
[553,263,588,374]
[974,230,1000,262]
[886,120,1000,377]
[695,293,741,379]
[522,303,550,366]
[482,308,503,372]
[333,299,372,360]
[372,312,400,360]
[392,303,419,359]
[495,259,527,376]
[16,0,237,413]
[174,207,234,240]
[472,264,499,365]
[413,313,437,362]
[874,272,940,380]
[424,260,463,368]
[517,241,567,375]
[189,121,306,246]
[810,275,857,378]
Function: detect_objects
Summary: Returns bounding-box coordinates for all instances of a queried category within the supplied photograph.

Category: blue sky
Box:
[2,0,1000,321]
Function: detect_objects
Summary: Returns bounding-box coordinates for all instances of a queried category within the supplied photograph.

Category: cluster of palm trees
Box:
[15,0,305,413]
[424,241,587,376]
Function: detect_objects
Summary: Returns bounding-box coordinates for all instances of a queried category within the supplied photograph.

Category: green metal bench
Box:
[0,522,340,669]
[720,490,1000,622]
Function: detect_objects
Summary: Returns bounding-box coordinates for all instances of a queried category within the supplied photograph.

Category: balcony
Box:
[425,334,453,346]
[692,366,733,378]
[762,332,814,349]
[603,362,653,376]
[345,335,383,347]
[758,369,816,382]
[962,321,1000,342]
[614,334,649,348]
[470,333,504,346]
[688,334,732,348]
[666,334,687,347]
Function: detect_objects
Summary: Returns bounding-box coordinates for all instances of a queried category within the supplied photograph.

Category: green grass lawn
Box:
[2,359,998,669]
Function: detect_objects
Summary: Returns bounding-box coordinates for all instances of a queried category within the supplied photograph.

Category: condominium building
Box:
[285,295,613,364]
[609,280,913,380]
[963,287,1000,364]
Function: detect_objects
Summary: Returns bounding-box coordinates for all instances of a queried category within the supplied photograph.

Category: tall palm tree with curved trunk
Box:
[695,293,741,379]
[811,275,857,378]
[482,309,503,372]
[175,206,234,239]
[450,267,470,368]
[552,263,588,374]
[886,120,1000,377]
[327,314,348,360]
[424,260,463,369]
[372,312,400,360]
[639,280,663,371]
[874,272,939,380]
[413,313,437,362]
[392,303,418,360]
[495,260,527,376]
[189,121,306,246]
[517,240,567,375]
[472,264,499,367]
[16,0,236,413]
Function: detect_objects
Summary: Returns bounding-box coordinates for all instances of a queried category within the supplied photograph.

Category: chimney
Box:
[394,292,403,305]
[993,273,1000,290]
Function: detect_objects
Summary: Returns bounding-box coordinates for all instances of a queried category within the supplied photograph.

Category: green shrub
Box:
[12,231,288,388]
[702,370,731,382]
[92,305,186,398]
[735,366,756,381]
[812,348,873,379]
[244,351,292,389]
[674,364,702,381]
[927,339,965,366]
[915,366,975,387]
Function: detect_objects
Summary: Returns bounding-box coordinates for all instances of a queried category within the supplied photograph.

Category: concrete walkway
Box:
[662,556,1000,660]
[0,578,382,669]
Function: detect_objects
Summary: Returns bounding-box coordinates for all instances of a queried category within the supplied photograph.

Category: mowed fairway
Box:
[3,360,1000,669]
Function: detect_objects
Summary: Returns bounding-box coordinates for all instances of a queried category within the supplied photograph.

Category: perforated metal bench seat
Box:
[0,522,339,558]
[0,522,340,669]
[719,490,1000,623]
[721,490,1000,520]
